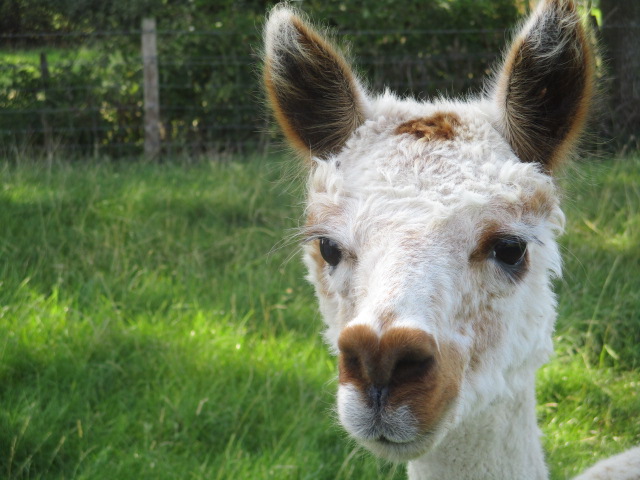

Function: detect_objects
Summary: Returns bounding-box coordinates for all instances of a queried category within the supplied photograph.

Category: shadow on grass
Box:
[0,314,359,479]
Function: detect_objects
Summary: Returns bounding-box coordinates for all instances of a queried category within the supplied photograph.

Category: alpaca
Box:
[262,1,640,478]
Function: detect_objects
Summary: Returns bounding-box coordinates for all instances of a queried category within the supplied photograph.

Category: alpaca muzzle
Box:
[337,324,463,453]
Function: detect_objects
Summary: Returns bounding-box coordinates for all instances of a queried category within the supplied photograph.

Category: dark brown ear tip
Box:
[494,0,594,171]
[262,4,366,159]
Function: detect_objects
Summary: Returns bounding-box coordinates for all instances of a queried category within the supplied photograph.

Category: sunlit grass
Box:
[0,155,638,479]
[540,156,640,478]
[556,157,640,369]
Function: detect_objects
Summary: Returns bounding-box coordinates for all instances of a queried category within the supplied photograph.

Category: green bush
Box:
[1,0,519,157]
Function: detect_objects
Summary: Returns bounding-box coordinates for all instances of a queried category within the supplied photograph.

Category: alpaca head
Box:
[263,0,594,462]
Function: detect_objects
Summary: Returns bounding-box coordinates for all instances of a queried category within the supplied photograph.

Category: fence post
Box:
[141,18,161,159]
[39,52,53,162]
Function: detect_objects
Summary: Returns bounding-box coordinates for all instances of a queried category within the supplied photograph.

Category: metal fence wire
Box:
[0,22,624,158]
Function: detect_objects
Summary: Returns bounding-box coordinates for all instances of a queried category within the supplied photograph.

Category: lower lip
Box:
[377,436,412,446]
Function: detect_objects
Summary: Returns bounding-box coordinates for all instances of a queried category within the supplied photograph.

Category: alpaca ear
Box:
[263,5,367,159]
[493,0,595,171]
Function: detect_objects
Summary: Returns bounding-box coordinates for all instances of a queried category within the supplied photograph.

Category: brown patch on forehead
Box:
[395,112,461,141]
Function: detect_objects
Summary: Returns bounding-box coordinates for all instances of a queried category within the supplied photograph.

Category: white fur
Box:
[303,95,563,473]
[300,97,636,480]
[574,447,640,480]
[338,384,420,445]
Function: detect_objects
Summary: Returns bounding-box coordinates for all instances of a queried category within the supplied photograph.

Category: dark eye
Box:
[492,237,527,267]
[319,237,342,267]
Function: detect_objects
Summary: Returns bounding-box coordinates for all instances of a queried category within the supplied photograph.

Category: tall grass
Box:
[0,155,638,479]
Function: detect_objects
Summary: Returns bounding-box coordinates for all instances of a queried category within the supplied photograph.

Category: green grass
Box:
[540,156,640,478]
[0,155,638,479]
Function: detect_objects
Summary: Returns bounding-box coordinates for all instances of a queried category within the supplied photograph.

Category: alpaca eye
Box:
[492,237,527,267]
[319,237,342,267]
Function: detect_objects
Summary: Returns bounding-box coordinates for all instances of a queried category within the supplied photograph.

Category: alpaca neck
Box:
[407,376,547,480]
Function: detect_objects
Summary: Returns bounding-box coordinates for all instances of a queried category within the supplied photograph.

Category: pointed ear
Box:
[493,0,595,171]
[263,5,367,159]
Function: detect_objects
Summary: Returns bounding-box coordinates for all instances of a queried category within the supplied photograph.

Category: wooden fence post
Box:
[142,18,161,159]
[39,52,53,162]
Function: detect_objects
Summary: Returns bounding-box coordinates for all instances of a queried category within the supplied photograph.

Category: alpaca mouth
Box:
[364,434,433,462]
[377,436,412,446]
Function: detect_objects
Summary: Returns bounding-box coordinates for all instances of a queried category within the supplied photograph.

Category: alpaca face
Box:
[301,103,564,459]
[264,0,593,462]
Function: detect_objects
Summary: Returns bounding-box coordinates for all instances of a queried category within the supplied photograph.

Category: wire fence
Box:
[0,23,633,159]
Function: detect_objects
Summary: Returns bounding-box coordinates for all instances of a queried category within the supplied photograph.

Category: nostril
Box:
[392,354,435,385]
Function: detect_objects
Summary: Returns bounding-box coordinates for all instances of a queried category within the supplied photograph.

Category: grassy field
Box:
[0,154,638,479]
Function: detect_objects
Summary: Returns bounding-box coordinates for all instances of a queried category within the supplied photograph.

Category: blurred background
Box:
[1,0,638,159]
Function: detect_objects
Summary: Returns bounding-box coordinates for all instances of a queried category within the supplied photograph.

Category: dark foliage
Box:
[2,0,523,157]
